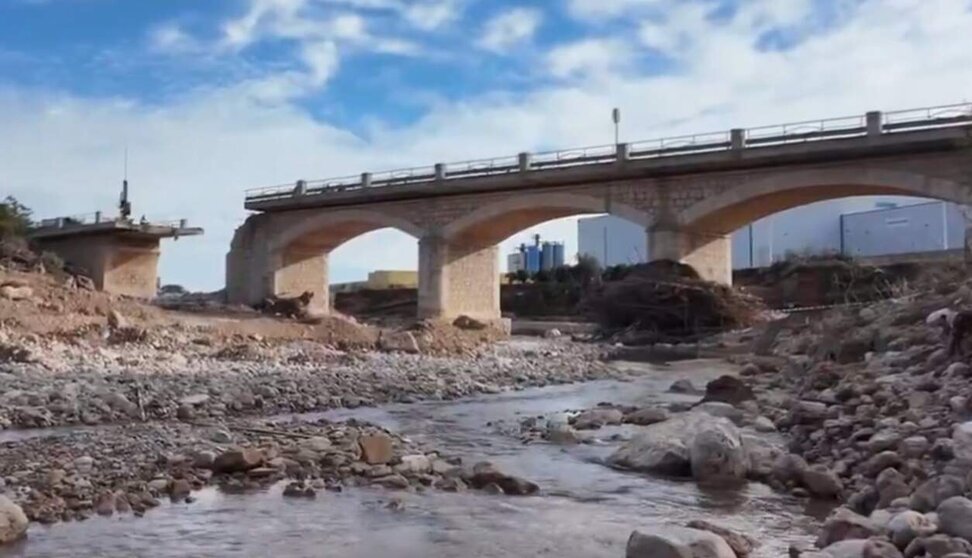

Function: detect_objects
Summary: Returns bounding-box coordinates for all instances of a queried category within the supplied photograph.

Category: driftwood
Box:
[260,291,314,319]
[584,262,764,339]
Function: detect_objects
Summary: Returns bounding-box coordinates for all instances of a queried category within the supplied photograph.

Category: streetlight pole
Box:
[612,107,620,146]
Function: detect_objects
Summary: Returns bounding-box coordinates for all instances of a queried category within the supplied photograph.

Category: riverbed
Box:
[1,358,820,557]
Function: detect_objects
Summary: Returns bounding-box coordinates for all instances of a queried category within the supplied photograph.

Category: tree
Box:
[533,269,551,283]
[572,254,602,288]
[552,265,572,284]
[0,196,32,238]
[514,269,529,284]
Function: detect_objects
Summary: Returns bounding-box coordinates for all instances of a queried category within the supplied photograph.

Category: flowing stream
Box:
[1,358,821,557]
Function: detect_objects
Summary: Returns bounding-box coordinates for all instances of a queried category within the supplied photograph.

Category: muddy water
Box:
[2,359,820,558]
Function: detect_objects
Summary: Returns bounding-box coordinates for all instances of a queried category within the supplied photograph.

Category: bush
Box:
[39,251,65,272]
[0,197,32,239]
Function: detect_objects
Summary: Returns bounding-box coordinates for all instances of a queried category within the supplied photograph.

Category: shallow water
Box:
[1,358,820,558]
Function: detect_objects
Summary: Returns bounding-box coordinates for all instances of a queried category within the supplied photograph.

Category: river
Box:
[1,357,821,557]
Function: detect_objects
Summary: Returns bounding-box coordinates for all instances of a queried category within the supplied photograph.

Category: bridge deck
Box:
[244,103,972,212]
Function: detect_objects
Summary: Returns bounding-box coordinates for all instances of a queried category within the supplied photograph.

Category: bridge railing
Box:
[244,102,972,205]
[628,131,732,159]
[532,144,617,169]
[745,114,866,146]
[34,211,119,229]
[883,102,972,130]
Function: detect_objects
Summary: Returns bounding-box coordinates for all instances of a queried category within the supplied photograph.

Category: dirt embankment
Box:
[0,267,512,356]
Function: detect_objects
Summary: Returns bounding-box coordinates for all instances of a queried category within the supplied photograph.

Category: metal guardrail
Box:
[35,212,118,229]
[245,102,972,205]
[34,214,193,232]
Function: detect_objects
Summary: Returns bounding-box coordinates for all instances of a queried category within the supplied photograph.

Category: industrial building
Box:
[507,235,566,274]
[578,198,969,269]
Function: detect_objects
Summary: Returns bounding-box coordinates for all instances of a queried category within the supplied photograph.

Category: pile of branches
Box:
[583,260,764,340]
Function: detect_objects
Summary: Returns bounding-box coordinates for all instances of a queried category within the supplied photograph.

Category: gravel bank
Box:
[0,334,617,430]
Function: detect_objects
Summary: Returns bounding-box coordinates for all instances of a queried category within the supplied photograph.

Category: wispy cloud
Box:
[546,38,628,79]
[477,7,542,53]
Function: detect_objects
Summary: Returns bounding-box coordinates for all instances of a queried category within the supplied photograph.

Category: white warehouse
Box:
[577,197,969,269]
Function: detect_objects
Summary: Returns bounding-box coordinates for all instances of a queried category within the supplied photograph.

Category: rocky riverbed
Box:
[9,271,972,557]
[1,361,824,557]
[713,278,972,557]
[0,333,616,430]
[0,415,540,531]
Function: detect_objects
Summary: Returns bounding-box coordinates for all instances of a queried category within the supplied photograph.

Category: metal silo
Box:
[552,242,565,267]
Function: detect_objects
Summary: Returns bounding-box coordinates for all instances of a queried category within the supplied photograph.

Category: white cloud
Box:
[3,0,972,288]
[477,8,542,53]
[149,22,200,54]
[546,38,628,79]
[404,0,460,30]
[301,41,340,86]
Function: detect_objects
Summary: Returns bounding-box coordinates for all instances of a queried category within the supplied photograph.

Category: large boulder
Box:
[669,379,702,395]
[802,465,843,499]
[741,433,783,481]
[817,508,882,548]
[626,526,735,558]
[212,448,264,474]
[887,511,937,549]
[609,413,743,479]
[572,408,624,430]
[792,401,830,424]
[359,433,395,465]
[685,520,758,557]
[773,453,810,485]
[903,534,972,557]
[953,422,972,463]
[0,496,28,544]
[819,539,903,557]
[624,407,670,426]
[689,421,748,485]
[910,476,966,513]
[378,331,420,354]
[700,375,755,406]
[463,462,538,496]
[937,496,972,542]
[0,284,32,301]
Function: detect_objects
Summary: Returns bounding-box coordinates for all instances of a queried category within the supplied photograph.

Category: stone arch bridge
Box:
[227,104,972,322]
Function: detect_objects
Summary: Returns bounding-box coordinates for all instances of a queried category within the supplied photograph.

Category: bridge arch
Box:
[442,191,650,247]
[417,192,650,321]
[271,208,426,253]
[678,168,972,234]
[227,208,426,313]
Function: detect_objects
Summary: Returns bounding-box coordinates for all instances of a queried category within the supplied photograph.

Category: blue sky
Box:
[1,0,971,289]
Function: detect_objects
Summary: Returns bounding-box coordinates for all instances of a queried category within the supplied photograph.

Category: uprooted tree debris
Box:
[583,260,765,342]
[260,291,315,319]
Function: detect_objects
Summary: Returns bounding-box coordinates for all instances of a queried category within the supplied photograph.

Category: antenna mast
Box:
[119,147,132,220]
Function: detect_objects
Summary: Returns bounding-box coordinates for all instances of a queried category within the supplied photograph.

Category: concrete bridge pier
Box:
[648,222,732,285]
[271,245,329,312]
[226,217,329,313]
[417,235,501,322]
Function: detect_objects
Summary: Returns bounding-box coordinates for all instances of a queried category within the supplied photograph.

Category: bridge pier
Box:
[648,223,732,285]
[226,216,331,312]
[418,235,501,322]
[271,246,329,312]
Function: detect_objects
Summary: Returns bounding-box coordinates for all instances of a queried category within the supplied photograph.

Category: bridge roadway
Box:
[228,103,972,322]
